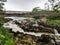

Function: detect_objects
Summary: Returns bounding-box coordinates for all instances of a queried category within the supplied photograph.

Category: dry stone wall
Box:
[0,11,60,17]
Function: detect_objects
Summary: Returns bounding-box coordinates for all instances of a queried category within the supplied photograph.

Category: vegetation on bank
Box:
[47,20,60,26]
[0,17,9,24]
[47,16,60,20]
[32,15,60,26]
[47,16,60,26]
[0,17,15,45]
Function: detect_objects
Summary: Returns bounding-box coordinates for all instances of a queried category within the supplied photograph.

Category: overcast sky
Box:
[4,0,48,11]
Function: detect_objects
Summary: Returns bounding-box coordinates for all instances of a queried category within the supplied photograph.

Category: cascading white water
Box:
[32,21,39,27]
[54,29,59,34]
[3,21,42,36]
[4,17,59,37]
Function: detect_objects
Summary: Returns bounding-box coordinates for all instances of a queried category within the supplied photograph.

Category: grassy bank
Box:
[0,17,15,45]
[47,20,60,26]
[0,17,9,24]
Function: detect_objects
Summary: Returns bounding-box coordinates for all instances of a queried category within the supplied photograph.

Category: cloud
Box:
[4,0,47,11]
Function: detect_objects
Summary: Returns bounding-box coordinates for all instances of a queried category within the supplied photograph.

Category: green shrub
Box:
[0,24,15,45]
[0,17,9,24]
[47,16,60,20]
[33,16,40,19]
[47,20,60,26]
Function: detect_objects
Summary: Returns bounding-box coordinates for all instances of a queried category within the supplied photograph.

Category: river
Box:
[3,17,60,37]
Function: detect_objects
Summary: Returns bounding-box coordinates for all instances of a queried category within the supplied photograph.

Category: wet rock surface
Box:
[3,17,60,45]
[14,19,55,33]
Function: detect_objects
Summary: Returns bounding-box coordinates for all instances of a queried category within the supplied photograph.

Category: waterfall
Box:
[4,17,59,37]
[54,29,59,34]
[32,21,39,27]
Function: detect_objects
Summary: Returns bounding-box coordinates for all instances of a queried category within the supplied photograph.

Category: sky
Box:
[4,0,48,11]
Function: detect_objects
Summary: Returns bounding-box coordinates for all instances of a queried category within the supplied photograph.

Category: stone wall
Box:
[0,11,60,17]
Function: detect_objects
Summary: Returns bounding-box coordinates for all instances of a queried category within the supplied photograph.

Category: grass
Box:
[47,20,60,26]
[0,17,15,45]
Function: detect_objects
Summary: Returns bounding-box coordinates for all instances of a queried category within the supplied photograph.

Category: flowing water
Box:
[54,29,59,34]
[3,17,60,37]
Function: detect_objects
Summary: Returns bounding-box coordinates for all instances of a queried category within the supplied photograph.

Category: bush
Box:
[47,20,60,26]
[0,24,15,45]
[33,16,40,19]
[0,17,9,24]
[47,16,60,20]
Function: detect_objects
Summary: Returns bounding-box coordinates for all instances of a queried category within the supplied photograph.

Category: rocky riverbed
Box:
[3,17,60,45]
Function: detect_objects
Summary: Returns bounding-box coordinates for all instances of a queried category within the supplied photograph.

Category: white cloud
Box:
[4,0,47,11]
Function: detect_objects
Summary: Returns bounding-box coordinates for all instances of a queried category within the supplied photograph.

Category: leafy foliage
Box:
[47,16,60,20]
[32,7,43,12]
[33,16,40,19]
[0,0,7,13]
[47,0,60,11]
[0,17,9,24]
[53,3,60,12]
[0,23,14,45]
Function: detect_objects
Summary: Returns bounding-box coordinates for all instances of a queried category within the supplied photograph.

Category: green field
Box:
[47,20,60,26]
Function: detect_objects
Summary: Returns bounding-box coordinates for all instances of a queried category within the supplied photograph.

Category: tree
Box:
[32,7,43,12]
[53,1,60,11]
[48,0,55,10]
[44,2,49,11]
[48,0,60,11]
[0,0,7,13]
